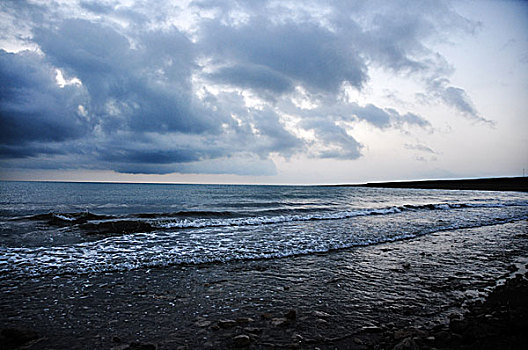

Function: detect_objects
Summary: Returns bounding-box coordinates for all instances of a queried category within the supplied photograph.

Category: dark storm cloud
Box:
[207,64,294,95]
[300,118,362,160]
[79,1,114,14]
[34,19,220,134]
[0,49,87,149]
[199,18,368,93]
[100,149,203,165]
[0,0,485,175]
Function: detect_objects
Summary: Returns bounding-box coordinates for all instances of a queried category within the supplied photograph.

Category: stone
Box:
[0,328,39,348]
[233,334,251,347]
[218,319,237,328]
[313,310,331,318]
[195,320,212,328]
[125,342,156,350]
[392,337,419,350]
[285,309,297,320]
[449,319,468,333]
[244,327,262,335]
[448,311,463,320]
[315,318,328,326]
[292,333,304,342]
[393,328,425,340]
[236,317,254,324]
[271,317,289,327]
[112,336,122,343]
[434,330,451,343]
[361,325,383,333]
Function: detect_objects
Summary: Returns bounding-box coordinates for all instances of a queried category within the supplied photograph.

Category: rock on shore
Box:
[376,273,528,349]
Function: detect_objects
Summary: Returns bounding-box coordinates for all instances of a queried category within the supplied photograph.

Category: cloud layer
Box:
[0,0,485,175]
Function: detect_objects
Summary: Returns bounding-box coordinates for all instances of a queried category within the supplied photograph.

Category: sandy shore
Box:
[1,220,527,349]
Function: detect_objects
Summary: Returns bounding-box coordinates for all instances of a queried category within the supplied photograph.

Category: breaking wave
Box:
[12,201,528,235]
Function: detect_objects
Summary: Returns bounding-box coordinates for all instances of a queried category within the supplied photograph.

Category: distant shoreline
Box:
[1,177,527,191]
[334,176,528,192]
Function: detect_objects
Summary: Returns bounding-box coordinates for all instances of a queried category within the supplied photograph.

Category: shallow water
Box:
[1,220,526,349]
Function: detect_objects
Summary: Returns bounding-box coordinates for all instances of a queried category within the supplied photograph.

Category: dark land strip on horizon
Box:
[329,176,528,192]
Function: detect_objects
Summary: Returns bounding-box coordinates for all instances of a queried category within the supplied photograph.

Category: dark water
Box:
[1,181,527,278]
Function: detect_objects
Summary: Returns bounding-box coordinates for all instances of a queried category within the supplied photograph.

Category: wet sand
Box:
[1,220,527,349]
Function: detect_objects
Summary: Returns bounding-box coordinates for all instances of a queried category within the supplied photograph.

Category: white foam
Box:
[53,214,76,221]
[155,207,406,230]
[1,211,526,279]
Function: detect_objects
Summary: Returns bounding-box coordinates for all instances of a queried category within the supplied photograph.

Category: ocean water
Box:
[1,181,527,278]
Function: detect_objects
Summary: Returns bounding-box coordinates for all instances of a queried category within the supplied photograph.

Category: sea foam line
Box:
[1,214,526,279]
[152,201,528,229]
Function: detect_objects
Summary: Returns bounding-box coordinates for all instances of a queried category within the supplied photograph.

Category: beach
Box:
[2,219,527,349]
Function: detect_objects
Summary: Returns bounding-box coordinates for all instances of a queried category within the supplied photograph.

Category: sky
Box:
[0,0,527,185]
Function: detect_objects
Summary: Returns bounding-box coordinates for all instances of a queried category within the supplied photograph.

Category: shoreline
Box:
[333,177,528,192]
[1,220,527,349]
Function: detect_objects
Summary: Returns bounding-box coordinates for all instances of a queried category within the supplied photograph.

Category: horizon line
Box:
[0,175,525,187]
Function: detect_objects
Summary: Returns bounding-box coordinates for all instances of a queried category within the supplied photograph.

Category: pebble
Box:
[271,317,288,327]
[315,318,328,326]
[392,337,419,350]
[313,310,331,318]
[292,333,304,342]
[261,313,273,320]
[218,319,237,328]
[233,334,251,347]
[361,325,383,333]
[195,320,212,328]
[236,317,254,324]
[124,342,156,350]
[0,327,39,348]
[112,336,122,343]
[285,309,297,320]
[244,327,262,334]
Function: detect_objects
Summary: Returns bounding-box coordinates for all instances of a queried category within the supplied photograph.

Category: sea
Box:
[1,181,527,279]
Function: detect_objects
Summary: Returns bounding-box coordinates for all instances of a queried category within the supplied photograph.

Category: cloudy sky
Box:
[0,0,527,184]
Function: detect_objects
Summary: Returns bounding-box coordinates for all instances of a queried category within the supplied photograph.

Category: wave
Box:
[10,201,528,235]
[153,201,528,229]
[13,212,112,225]
[1,214,526,279]
[132,210,238,219]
